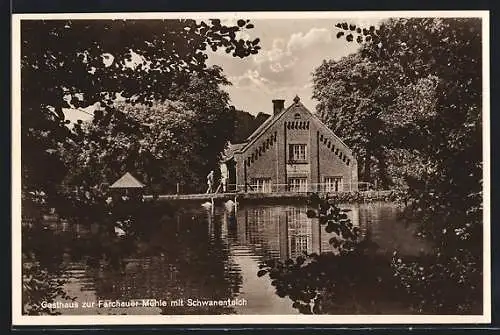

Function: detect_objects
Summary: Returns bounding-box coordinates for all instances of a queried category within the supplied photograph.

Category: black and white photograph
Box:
[12,11,490,325]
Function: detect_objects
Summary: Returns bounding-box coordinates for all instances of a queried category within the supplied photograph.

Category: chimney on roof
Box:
[272,99,285,115]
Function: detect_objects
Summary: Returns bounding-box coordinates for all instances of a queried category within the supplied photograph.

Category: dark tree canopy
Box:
[21,19,261,313]
[22,19,260,111]
[231,110,270,144]
[313,54,401,188]
[21,18,261,204]
[312,17,484,313]
[334,17,483,246]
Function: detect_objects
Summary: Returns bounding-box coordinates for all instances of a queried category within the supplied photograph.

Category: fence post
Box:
[176,182,180,194]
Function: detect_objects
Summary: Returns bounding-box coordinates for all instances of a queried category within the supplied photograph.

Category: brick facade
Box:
[225,96,358,193]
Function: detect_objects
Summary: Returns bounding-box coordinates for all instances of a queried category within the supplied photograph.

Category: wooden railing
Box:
[164,181,376,195]
[214,182,375,194]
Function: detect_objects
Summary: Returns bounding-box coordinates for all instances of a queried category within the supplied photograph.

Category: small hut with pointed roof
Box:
[109,172,145,201]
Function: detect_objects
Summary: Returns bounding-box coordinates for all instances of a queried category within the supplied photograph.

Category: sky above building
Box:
[206,17,383,116]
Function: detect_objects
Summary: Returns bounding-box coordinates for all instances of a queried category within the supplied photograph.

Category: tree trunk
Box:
[376,154,391,190]
[363,154,372,186]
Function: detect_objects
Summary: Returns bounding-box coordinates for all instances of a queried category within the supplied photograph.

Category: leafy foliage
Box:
[312,54,402,188]
[22,223,76,315]
[391,250,482,314]
[258,194,405,314]
[330,18,483,313]
[318,18,482,195]
[305,194,362,255]
[21,19,261,313]
[22,258,73,315]
[59,72,235,196]
[258,251,405,314]
[231,110,270,144]
[21,18,260,205]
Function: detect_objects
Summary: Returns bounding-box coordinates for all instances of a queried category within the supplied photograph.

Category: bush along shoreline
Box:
[238,189,409,205]
[318,190,409,203]
[257,193,481,315]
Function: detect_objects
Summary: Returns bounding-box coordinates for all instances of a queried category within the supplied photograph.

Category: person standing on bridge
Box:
[206,170,214,193]
[219,163,228,193]
[220,175,227,193]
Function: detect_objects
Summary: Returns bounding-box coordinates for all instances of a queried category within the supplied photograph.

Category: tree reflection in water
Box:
[22,224,75,315]
[24,194,463,315]
[256,195,416,314]
[22,198,242,315]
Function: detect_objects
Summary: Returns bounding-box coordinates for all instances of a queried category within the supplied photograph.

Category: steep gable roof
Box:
[109,172,145,189]
[237,96,352,154]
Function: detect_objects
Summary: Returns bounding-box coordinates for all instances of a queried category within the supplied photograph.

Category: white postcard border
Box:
[11,10,491,326]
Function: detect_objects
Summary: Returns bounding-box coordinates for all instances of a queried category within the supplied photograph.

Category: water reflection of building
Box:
[286,207,313,259]
[232,205,362,260]
[236,206,282,259]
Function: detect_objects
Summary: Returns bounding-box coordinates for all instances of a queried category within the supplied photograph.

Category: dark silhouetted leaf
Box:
[306,209,317,218]
[257,269,268,277]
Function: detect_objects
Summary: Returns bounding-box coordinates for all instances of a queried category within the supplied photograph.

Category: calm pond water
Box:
[23,201,431,315]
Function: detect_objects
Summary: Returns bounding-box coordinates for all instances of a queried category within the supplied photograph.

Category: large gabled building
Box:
[222,96,358,193]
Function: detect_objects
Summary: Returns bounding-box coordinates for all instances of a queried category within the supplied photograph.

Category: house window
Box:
[288,177,308,192]
[288,144,307,162]
[251,178,272,193]
[324,177,342,192]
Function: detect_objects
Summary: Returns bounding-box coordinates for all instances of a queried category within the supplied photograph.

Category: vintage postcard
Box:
[12,10,490,326]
